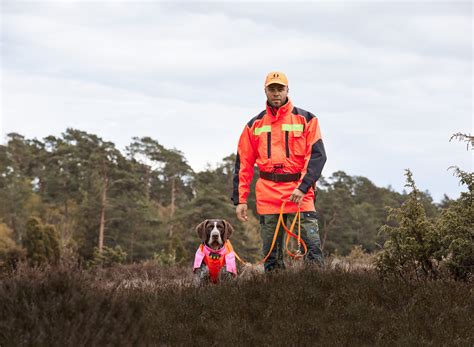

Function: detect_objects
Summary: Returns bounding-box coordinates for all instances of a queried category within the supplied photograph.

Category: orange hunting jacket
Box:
[232,98,327,215]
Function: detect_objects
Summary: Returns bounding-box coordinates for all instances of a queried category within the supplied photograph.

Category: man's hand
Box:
[289,188,305,204]
[236,203,248,222]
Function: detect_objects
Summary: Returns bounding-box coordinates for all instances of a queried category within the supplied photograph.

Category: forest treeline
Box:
[0,129,465,269]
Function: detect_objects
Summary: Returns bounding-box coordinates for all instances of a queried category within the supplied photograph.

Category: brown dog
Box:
[193,219,237,284]
[195,219,233,250]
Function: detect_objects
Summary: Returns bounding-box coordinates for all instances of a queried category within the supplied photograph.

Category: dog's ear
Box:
[223,220,234,241]
[195,220,208,243]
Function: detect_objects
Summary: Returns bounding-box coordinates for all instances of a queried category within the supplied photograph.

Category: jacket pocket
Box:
[290,131,306,157]
[253,133,267,159]
[254,126,271,159]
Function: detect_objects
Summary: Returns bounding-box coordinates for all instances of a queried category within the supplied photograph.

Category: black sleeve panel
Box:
[247,110,266,128]
[298,139,327,193]
[231,153,241,205]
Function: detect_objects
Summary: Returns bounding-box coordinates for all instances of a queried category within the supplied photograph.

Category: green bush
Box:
[88,245,127,268]
[436,167,473,280]
[22,217,60,266]
[376,170,441,280]
[153,249,177,265]
[153,236,188,266]
[0,223,25,271]
[377,133,473,281]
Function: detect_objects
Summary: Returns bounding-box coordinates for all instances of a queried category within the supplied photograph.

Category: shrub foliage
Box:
[23,217,60,266]
[377,133,473,280]
[0,223,25,271]
[376,170,441,280]
[88,245,128,268]
[0,265,472,345]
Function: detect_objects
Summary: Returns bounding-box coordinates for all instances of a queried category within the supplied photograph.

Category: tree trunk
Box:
[322,212,337,251]
[63,179,69,242]
[130,229,135,262]
[144,166,150,201]
[11,215,19,242]
[170,176,176,217]
[168,176,177,238]
[63,198,69,246]
[38,177,45,194]
[98,174,108,253]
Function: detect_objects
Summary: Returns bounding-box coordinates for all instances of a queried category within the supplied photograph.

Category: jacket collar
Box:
[266,98,293,120]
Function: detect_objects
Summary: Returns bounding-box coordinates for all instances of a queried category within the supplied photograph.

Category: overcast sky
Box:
[1,1,472,202]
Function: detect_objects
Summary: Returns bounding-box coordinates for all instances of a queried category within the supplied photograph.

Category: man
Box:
[232,71,327,272]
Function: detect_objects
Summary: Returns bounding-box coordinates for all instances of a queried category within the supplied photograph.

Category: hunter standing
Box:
[232,71,327,272]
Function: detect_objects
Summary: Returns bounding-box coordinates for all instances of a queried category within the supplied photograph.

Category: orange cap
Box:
[264,71,288,87]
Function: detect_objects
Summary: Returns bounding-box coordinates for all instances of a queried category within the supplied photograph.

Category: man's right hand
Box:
[236,203,248,222]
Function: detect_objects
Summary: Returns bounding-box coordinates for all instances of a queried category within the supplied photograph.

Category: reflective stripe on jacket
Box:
[232,98,327,215]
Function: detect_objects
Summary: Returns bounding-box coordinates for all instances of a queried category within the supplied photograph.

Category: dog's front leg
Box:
[194,264,210,285]
[218,267,235,282]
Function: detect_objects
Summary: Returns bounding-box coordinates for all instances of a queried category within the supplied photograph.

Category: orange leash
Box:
[227,200,307,265]
[283,205,307,259]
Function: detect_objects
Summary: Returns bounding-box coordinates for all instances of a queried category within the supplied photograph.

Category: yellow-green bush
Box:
[0,223,25,270]
[23,217,60,266]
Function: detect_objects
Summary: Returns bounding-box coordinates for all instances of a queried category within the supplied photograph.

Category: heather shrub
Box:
[0,264,472,345]
[345,245,374,267]
[346,245,369,261]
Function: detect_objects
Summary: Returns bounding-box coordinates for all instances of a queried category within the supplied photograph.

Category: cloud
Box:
[1,1,472,201]
[2,69,252,170]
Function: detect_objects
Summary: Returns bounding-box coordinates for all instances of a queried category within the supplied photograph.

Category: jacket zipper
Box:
[267,132,271,158]
[285,131,289,158]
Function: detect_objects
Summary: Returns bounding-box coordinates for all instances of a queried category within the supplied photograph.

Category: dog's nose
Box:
[212,234,218,239]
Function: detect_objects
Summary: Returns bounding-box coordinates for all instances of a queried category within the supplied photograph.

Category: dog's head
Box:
[195,219,234,250]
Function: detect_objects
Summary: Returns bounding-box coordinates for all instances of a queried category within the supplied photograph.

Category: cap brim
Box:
[265,81,287,87]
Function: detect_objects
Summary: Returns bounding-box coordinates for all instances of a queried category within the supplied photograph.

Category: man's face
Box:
[265,83,289,108]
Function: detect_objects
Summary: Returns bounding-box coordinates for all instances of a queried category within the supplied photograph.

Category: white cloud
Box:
[1,1,472,201]
[2,69,252,170]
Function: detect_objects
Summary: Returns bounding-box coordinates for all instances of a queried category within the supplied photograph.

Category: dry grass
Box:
[1,261,473,346]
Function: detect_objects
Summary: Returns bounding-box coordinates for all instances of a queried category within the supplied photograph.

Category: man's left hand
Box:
[289,188,305,204]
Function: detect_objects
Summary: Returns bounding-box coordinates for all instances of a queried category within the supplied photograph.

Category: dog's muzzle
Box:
[209,222,223,246]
